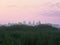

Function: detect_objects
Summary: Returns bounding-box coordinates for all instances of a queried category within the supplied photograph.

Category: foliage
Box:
[0,24,60,45]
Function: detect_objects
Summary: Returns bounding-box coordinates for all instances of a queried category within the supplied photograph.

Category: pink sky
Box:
[0,0,60,24]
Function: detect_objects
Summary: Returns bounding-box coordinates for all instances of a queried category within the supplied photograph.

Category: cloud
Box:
[50,2,60,8]
[41,11,60,17]
[39,2,60,17]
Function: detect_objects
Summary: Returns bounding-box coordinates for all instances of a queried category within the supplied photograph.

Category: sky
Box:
[0,0,60,24]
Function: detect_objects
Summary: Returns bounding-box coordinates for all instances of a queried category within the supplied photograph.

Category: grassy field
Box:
[0,24,60,45]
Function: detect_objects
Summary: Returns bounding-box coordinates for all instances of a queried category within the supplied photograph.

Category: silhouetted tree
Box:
[28,21,31,24]
[23,21,26,24]
[33,21,35,25]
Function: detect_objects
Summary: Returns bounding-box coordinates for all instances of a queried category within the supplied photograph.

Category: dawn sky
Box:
[0,0,60,24]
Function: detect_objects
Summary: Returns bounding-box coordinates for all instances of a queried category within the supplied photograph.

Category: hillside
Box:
[0,24,60,45]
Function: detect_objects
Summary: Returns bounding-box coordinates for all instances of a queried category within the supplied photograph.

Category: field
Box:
[0,24,60,45]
